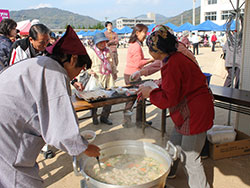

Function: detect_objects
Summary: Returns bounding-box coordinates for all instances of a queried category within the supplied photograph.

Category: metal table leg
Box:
[161,109,166,137]
[142,98,146,134]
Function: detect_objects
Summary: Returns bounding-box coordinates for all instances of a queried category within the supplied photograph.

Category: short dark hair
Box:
[29,24,50,40]
[105,21,112,27]
[0,19,17,36]
[129,24,148,43]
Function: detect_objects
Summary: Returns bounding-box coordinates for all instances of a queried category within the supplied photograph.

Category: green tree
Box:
[96,22,104,29]
[88,22,104,29]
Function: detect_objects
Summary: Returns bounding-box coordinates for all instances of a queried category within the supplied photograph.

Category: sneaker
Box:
[100,117,113,125]
[146,121,152,126]
[43,150,55,159]
[201,155,209,159]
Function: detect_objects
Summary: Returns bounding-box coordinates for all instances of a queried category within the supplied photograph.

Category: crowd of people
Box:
[0,17,242,188]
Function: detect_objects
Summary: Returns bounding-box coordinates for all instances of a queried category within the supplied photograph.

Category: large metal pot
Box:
[73,140,177,188]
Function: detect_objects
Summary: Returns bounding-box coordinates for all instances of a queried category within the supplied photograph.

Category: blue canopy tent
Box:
[192,20,221,31]
[112,28,120,33]
[116,29,124,34]
[88,30,102,36]
[101,28,107,32]
[147,24,156,32]
[82,30,93,37]
[118,26,132,34]
[101,28,120,33]
[175,22,194,32]
[218,20,236,31]
[165,22,179,32]
[76,30,85,35]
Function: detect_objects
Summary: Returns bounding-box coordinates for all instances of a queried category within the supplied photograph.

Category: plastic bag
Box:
[79,71,90,87]
[207,125,236,144]
[84,75,102,91]
[207,130,236,144]
[208,124,234,132]
[142,80,159,89]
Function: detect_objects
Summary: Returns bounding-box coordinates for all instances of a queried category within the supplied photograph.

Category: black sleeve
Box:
[7,40,19,65]
[71,78,78,85]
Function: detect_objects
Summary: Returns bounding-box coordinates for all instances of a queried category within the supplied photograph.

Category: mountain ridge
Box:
[10,7,100,29]
[9,7,201,29]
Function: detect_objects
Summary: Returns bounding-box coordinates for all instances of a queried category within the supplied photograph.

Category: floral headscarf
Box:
[146,24,178,54]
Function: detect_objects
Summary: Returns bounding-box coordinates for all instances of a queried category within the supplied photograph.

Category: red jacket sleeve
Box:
[150,57,182,109]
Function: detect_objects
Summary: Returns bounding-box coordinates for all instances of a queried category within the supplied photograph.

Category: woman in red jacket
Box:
[138,25,214,188]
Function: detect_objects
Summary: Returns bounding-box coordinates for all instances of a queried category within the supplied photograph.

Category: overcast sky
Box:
[2,0,201,21]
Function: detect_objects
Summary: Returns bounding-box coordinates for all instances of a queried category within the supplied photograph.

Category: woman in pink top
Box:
[124,24,154,80]
[123,24,154,127]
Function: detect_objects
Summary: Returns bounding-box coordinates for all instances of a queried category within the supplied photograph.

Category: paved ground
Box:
[37,46,250,188]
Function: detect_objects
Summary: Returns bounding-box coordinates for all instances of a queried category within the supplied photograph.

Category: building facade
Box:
[200,0,245,25]
[116,13,155,29]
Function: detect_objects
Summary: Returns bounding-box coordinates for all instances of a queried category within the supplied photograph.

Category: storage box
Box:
[209,130,250,160]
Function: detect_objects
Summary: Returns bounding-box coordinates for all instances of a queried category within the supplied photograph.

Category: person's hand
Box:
[89,70,96,76]
[83,144,100,157]
[73,82,84,91]
[154,79,162,86]
[137,85,154,99]
[147,58,154,64]
[130,71,141,82]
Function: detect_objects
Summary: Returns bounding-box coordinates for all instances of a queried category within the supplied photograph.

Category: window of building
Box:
[221,9,244,20]
[208,0,217,4]
[221,10,231,20]
[205,11,217,21]
[241,9,244,17]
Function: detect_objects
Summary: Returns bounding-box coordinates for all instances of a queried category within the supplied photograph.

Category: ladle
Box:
[96,156,102,170]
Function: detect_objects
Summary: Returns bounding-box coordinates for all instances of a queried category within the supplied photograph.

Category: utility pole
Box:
[193,0,196,25]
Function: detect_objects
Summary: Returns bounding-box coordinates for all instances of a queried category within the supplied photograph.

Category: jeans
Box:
[192,43,199,55]
[124,74,144,122]
[212,41,216,51]
[91,105,111,120]
[169,128,210,188]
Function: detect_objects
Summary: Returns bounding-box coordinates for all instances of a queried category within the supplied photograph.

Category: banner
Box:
[0,9,10,22]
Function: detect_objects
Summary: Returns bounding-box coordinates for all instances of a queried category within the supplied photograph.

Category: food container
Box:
[112,87,128,95]
[76,90,108,102]
[80,130,96,143]
[73,140,177,188]
[126,88,138,95]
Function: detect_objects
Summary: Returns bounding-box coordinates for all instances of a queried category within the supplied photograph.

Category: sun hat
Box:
[93,32,109,45]
[46,25,87,55]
